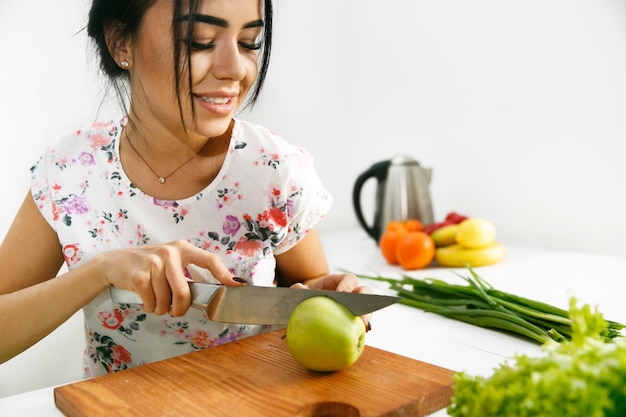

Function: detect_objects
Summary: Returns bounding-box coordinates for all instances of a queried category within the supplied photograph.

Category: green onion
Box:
[353,267,624,345]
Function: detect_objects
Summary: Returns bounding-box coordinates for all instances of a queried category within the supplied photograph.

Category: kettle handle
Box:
[352,160,391,242]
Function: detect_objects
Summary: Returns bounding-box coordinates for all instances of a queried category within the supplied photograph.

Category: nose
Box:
[212,41,247,81]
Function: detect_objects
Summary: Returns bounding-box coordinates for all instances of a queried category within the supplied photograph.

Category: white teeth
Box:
[198,96,230,104]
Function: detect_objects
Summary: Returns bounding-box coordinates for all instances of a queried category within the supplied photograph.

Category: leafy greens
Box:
[355,268,626,416]
[448,300,626,417]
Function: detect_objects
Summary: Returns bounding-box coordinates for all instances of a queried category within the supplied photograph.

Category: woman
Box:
[0,0,370,377]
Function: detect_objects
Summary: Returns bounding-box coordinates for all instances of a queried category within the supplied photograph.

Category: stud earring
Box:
[121,60,129,69]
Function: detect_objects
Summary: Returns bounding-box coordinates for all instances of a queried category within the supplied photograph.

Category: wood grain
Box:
[55,330,455,417]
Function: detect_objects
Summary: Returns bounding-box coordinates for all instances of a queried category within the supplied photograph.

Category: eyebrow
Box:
[181,14,264,30]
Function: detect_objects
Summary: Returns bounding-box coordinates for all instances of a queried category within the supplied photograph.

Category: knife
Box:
[110,283,400,325]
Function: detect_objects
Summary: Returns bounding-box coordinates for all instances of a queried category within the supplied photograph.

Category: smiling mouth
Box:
[195,95,231,105]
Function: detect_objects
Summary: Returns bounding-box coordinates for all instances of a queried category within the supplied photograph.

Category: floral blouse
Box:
[30,116,332,377]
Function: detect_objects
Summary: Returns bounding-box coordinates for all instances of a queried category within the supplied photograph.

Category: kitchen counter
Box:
[2,228,625,417]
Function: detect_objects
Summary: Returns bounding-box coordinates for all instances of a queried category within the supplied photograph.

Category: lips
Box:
[195,95,231,105]
[193,92,237,115]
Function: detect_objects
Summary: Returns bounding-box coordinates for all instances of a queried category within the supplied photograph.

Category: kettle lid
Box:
[390,155,420,167]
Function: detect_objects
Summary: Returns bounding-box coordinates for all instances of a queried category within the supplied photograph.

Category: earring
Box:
[121,60,129,69]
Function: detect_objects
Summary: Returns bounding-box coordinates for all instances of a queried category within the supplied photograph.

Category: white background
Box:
[0,0,625,397]
[1,1,626,256]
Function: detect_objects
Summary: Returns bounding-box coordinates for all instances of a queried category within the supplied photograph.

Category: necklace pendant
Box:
[159,177,166,184]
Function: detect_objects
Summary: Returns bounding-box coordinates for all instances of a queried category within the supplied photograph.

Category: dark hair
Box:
[86,0,273,116]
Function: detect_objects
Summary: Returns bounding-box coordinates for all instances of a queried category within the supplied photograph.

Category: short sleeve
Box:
[30,152,56,230]
[272,147,333,255]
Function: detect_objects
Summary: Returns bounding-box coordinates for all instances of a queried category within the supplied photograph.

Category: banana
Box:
[435,242,507,267]
[430,224,459,247]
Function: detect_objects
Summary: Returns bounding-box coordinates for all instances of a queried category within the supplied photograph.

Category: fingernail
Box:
[233,276,249,284]
[361,317,372,332]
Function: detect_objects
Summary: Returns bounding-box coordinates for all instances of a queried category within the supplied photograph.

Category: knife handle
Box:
[203,286,227,321]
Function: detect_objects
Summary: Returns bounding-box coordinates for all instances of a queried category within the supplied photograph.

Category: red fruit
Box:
[424,219,455,235]
[445,212,468,224]
[423,223,441,235]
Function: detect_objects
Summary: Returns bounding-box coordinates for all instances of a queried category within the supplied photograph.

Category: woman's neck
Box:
[119,116,233,200]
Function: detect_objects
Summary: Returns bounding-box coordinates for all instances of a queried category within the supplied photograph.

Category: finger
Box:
[181,241,242,286]
[130,262,158,313]
[166,266,192,317]
[161,244,193,316]
[152,262,174,316]
[134,278,157,314]
[353,284,374,295]
[353,285,374,332]
[143,243,181,316]
[289,282,309,289]
[168,277,192,317]
[361,316,373,333]
[333,273,360,292]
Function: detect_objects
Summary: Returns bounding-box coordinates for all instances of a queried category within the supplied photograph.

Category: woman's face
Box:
[128,0,263,139]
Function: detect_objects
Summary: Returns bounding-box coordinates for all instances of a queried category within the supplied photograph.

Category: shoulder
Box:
[32,117,124,178]
[43,117,124,155]
[234,119,288,148]
[233,119,316,169]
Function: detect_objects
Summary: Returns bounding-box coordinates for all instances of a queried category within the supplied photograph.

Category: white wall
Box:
[244,0,626,257]
[2,1,624,255]
[1,0,625,397]
[0,1,92,397]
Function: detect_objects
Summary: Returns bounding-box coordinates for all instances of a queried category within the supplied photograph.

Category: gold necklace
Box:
[126,136,211,184]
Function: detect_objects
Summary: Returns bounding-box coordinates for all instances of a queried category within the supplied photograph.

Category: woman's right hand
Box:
[94,240,242,317]
[1,195,244,362]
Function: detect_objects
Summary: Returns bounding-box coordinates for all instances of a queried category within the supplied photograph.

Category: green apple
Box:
[286,296,366,372]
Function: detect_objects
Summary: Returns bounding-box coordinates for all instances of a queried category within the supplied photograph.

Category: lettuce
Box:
[448,299,626,417]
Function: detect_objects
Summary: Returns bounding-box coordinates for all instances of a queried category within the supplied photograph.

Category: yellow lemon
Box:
[456,218,496,248]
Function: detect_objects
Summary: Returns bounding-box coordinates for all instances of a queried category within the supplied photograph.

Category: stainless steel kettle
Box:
[352,155,434,242]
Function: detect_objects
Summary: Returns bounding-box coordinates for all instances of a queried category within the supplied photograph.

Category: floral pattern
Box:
[97,304,147,341]
[87,331,133,373]
[161,319,250,350]
[216,181,243,210]
[256,150,282,169]
[31,117,333,378]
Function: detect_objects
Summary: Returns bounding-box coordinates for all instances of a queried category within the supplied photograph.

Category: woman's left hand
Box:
[292,273,374,332]
[275,229,374,331]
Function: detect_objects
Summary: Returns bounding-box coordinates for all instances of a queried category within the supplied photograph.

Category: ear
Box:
[104,22,133,69]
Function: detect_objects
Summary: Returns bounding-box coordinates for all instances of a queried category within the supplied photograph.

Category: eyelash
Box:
[189,41,262,51]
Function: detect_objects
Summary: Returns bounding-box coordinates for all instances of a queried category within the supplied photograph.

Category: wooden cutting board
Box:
[54,329,455,417]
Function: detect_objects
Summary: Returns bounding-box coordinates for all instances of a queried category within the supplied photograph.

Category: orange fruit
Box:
[379,227,407,265]
[403,219,424,232]
[384,220,406,233]
[396,231,435,270]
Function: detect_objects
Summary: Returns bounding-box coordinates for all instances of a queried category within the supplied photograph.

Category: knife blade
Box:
[110,283,400,325]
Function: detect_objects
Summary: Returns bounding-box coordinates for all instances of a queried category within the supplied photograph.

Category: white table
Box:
[2,229,625,416]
